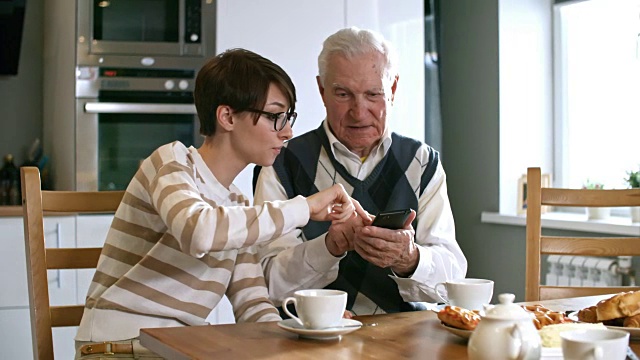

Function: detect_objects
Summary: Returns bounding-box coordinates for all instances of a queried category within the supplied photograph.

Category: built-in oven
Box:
[75,66,202,191]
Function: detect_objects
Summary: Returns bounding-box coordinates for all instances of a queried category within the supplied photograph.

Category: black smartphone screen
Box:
[371,209,411,230]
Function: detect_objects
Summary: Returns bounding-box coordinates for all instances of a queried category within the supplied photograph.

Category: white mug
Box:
[282,289,347,329]
[561,328,629,360]
[434,278,494,310]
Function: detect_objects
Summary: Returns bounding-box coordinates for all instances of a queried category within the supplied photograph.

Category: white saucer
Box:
[567,311,640,339]
[277,319,363,340]
[540,347,563,360]
[439,322,472,339]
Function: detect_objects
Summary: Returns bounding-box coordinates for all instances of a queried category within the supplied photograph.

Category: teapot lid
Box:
[484,293,532,320]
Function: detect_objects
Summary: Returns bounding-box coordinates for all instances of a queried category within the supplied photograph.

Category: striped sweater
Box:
[76,142,308,341]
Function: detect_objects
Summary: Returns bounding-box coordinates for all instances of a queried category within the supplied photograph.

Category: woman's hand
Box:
[306,184,372,223]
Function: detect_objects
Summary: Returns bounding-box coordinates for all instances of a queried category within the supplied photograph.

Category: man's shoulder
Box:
[390,133,436,156]
[286,127,323,145]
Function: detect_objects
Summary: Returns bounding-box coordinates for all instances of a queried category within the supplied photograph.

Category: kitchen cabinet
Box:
[0,215,78,360]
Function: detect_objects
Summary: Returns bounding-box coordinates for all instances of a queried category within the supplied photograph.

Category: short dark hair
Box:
[194,48,297,136]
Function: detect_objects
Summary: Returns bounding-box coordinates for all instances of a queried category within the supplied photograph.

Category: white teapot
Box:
[468,293,541,360]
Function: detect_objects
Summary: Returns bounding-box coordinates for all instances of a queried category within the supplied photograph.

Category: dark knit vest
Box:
[254,125,440,313]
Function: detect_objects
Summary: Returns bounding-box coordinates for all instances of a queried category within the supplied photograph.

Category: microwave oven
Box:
[77,0,215,69]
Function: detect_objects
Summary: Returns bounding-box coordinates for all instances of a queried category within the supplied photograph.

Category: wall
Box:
[0,0,43,166]
[438,0,565,302]
[438,0,520,300]
[438,0,540,301]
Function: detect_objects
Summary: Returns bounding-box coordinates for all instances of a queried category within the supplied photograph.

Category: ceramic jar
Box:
[468,293,541,360]
[587,207,610,220]
[631,207,640,223]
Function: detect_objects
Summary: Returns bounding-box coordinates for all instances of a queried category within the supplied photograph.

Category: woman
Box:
[75,48,369,359]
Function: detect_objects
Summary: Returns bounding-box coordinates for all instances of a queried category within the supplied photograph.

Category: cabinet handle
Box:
[55,222,61,288]
[84,102,197,114]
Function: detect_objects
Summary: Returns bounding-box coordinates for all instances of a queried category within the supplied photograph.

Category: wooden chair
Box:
[525,167,640,301]
[21,166,124,360]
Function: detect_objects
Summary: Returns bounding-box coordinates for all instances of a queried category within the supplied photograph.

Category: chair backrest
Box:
[21,166,124,360]
[525,167,640,301]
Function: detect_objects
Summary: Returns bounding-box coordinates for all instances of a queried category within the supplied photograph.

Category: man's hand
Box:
[325,213,366,256]
[354,209,419,276]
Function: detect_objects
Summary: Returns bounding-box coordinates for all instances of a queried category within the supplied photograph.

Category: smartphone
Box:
[371,209,411,230]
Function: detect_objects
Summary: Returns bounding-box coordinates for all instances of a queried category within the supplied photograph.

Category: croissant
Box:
[437,305,481,331]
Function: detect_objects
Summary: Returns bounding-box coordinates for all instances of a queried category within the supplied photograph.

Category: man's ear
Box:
[216,105,234,131]
[390,75,399,104]
[316,76,325,97]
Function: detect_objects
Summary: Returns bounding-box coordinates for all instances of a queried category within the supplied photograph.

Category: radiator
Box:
[545,255,635,287]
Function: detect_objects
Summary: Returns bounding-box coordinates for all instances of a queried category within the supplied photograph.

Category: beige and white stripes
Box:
[76,141,309,342]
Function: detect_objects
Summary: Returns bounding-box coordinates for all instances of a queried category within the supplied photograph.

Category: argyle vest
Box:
[254,125,440,313]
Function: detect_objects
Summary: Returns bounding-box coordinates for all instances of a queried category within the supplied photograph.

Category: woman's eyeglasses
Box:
[245,108,297,131]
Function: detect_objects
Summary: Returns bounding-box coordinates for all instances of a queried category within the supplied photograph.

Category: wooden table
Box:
[139,294,640,359]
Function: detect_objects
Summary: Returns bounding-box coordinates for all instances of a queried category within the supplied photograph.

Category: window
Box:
[554,0,640,191]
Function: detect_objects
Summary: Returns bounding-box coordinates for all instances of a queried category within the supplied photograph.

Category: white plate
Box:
[277,318,363,340]
[540,347,563,359]
[567,311,640,339]
[440,322,563,357]
[430,304,485,315]
[439,322,472,339]
[604,325,640,339]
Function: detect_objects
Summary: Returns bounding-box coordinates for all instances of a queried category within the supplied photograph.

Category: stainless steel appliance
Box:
[75,67,201,191]
[77,0,215,69]
[43,0,215,191]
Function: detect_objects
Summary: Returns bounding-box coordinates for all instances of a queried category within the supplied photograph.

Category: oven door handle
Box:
[84,102,197,115]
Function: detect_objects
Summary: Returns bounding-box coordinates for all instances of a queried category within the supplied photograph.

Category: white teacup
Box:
[434,278,494,310]
[282,289,347,329]
[561,328,629,360]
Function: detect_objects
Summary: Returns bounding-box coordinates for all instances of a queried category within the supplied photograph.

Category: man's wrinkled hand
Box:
[325,212,366,256]
[354,209,419,276]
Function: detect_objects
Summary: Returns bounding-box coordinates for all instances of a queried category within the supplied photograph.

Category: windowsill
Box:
[481,212,640,236]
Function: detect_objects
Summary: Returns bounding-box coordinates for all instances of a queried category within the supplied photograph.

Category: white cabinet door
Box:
[0,216,77,307]
[0,217,29,307]
[0,215,77,360]
[45,216,78,306]
[0,308,34,360]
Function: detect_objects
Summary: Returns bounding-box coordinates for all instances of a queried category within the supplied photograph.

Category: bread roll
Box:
[577,306,598,323]
[596,291,640,321]
[437,305,481,331]
[624,313,640,328]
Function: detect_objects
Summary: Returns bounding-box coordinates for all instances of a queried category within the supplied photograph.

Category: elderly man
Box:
[253,27,467,315]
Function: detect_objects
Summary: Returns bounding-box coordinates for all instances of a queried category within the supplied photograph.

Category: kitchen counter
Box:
[0,206,79,217]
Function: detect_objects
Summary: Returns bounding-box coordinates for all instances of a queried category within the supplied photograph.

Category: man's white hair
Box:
[317,27,399,87]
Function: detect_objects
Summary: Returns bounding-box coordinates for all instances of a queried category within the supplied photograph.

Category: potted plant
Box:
[625,168,640,223]
[582,179,609,220]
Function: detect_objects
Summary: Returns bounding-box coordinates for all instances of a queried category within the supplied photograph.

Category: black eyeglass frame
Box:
[245,108,297,131]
